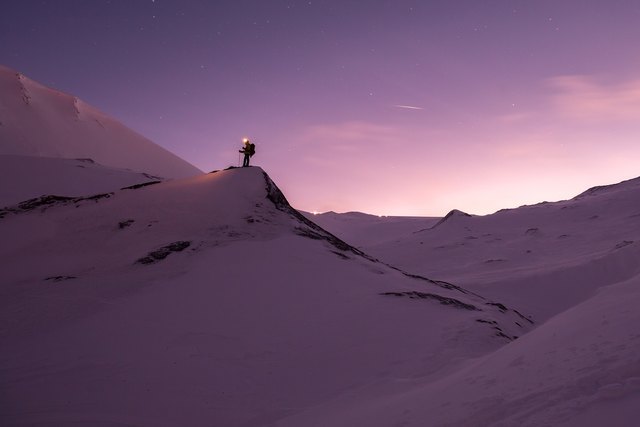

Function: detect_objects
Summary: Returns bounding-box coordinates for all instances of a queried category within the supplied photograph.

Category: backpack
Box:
[248,143,256,157]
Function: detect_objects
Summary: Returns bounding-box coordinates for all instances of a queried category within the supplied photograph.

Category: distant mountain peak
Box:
[0,65,202,179]
[430,208,472,229]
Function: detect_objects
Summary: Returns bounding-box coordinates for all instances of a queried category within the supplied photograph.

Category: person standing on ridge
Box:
[239,138,256,167]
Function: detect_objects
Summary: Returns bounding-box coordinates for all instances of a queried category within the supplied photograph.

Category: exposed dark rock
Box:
[121,181,162,190]
[484,259,507,264]
[486,302,508,312]
[44,276,77,282]
[512,309,535,324]
[75,158,95,164]
[495,330,515,340]
[15,195,74,211]
[489,324,517,341]
[396,271,482,297]
[614,240,634,250]
[380,291,480,311]
[244,215,260,224]
[525,228,539,235]
[136,241,191,265]
[118,219,135,229]
[263,171,377,261]
[331,250,350,260]
[82,193,112,203]
[1,193,113,219]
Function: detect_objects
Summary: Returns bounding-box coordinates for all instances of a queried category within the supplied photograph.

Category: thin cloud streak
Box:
[393,105,424,110]
[549,75,640,121]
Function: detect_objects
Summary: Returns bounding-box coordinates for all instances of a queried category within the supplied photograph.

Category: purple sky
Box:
[2,0,640,215]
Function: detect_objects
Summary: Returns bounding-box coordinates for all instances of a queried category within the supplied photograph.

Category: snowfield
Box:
[301,210,439,248]
[0,167,531,427]
[1,166,638,426]
[289,177,640,427]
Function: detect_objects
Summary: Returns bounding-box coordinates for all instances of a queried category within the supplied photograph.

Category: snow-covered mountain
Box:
[0,167,530,427]
[0,65,201,179]
[0,155,163,207]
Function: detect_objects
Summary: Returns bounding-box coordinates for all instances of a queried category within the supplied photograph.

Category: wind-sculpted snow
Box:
[136,241,192,265]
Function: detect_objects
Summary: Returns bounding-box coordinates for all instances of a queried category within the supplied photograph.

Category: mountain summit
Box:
[0,65,201,179]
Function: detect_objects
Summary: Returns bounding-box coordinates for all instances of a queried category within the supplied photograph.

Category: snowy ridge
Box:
[0,65,201,178]
[0,167,531,427]
[573,175,640,200]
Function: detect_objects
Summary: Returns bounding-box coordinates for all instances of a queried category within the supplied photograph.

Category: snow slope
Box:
[364,177,640,321]
[277,268,640,427]
[301,210,439,248]
[0,155,162,207]
[0,167,528,427]
[0,65,202,179]
[272,177,640,427]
